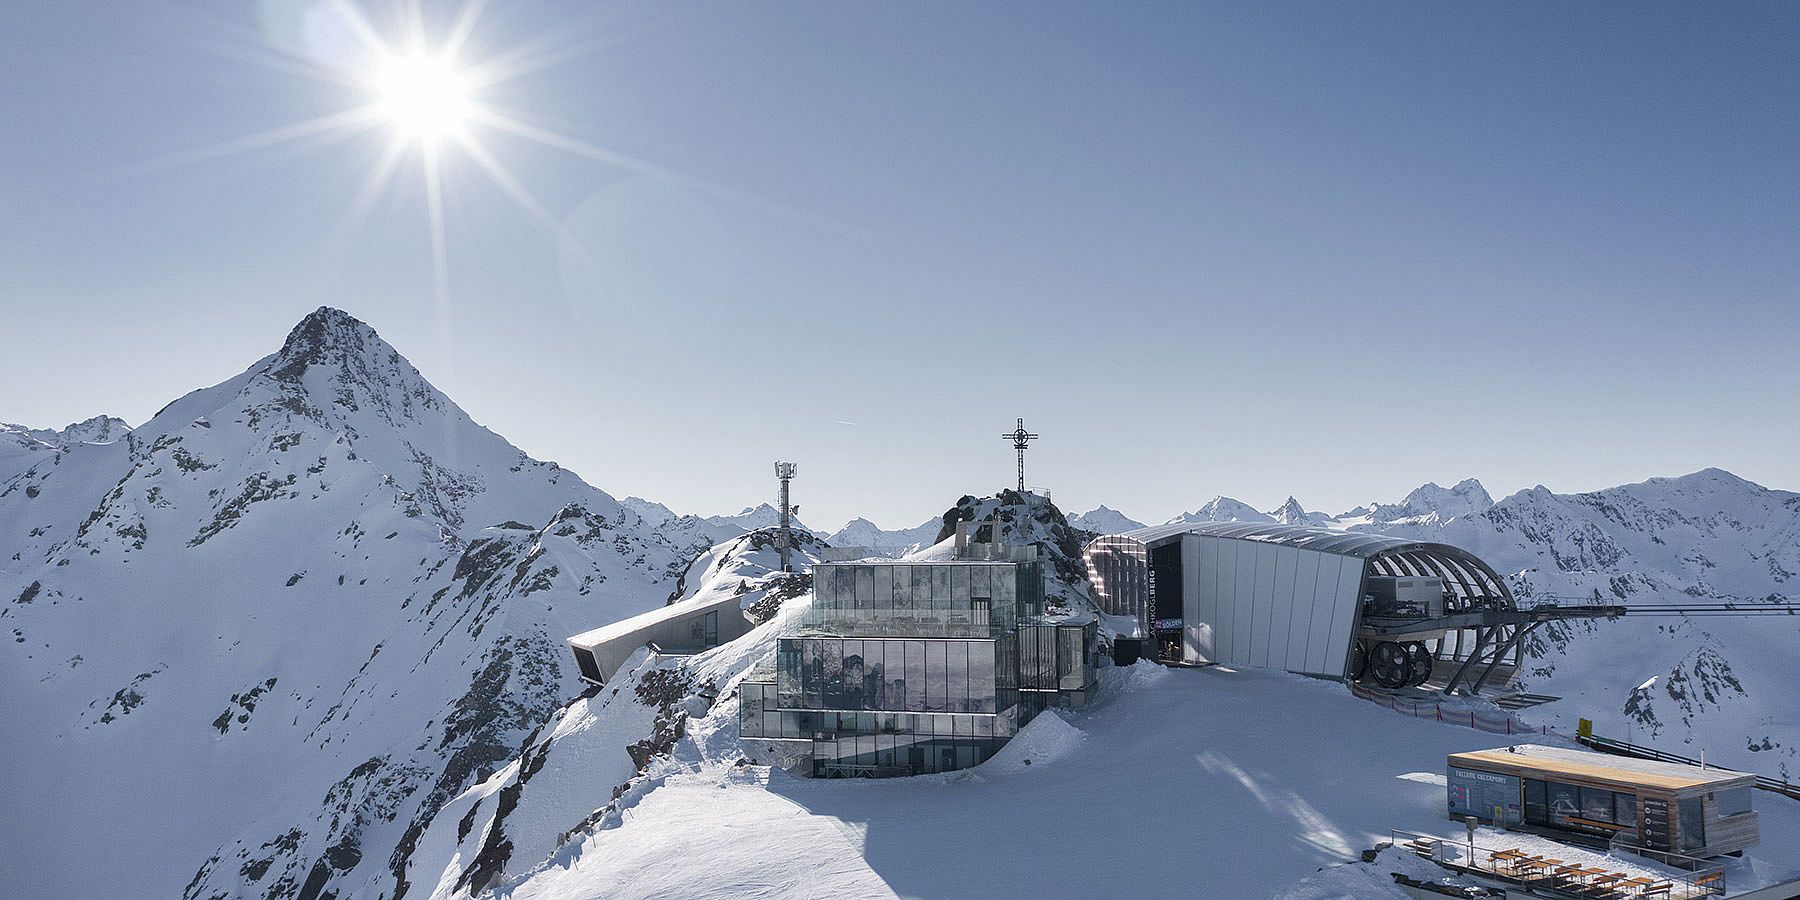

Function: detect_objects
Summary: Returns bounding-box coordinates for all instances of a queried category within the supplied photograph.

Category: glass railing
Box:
[791,607,1008,639]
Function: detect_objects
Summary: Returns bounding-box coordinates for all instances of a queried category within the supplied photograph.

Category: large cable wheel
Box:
[1350,640,1369,681]
[1406,641,1434,687]
[1370,641,1413,689]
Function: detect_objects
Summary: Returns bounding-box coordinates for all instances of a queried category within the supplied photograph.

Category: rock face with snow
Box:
[0,308,694,900]
[1065,505,1146,535]
[404,526,820,898]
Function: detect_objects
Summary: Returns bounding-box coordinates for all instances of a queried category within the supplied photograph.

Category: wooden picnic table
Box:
[1621,876,1674,898]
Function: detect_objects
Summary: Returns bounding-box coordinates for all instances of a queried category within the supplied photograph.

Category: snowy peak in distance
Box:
[826,515,941,553]
[2,415,133,448]
[1066,505,1146,534]
[1166,495,1273,525]
[1,416,134,483]
[1350,477,1493,525]
[619,496,677,527]
[1267,495,1335,527]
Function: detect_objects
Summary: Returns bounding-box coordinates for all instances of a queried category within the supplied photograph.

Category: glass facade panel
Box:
[754,558,1090,778]
[1615,792,1638,833]
[925,641,946,711]
[950,565,970,610]
[904,639,927,711]
[874,567,893,614]
[947,642,969,712]
[1580,786,1615,822]
[969,642,996,713]
[842,640,865,710]
[834,566,855,610]
[855,566,874,610]
[1678,799,1705,852]
[1546,781,1578,825]
[1717,786,1751,817]
[1524,779,1548,824]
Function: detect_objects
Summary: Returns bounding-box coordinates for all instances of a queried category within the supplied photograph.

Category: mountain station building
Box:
[1447,744,1759,859]
[1083,522,1622,696]
[740,539,1098,778]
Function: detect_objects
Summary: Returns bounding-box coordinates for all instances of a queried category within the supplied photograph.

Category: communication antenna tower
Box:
[774,461,797,572]
[999,418,1039,493]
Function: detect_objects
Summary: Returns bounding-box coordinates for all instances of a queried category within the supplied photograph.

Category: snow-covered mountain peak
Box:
[1066,504,1147,535]
[1166,495,1273,525]
[1353,477,1494,526]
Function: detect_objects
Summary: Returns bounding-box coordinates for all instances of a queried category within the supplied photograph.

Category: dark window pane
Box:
[1580,786,1615,823]
[1716,787,1751,817]
[1546,782,1579,825]
[1615,793,1638,832]
[1679,799,1705,851]
[1524,779,1548,824]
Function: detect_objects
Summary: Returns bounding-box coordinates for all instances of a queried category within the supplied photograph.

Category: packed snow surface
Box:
[494,664,1800,899]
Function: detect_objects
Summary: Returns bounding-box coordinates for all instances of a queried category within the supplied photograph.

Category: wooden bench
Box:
[1568,816,1632,833]
[1401,837,1439,858]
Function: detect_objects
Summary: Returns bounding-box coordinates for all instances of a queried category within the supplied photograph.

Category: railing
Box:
[1606,829,1729,875]
[791,607,1004,639]
[1578,734,1800,802]
[1348,681,1555,736]
[1389,828,1724,898]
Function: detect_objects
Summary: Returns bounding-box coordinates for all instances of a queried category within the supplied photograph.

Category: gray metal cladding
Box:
[1178,534,1365,679]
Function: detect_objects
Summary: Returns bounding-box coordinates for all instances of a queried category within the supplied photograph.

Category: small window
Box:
[1524,779,1549,824]
[1615,792,1638,831]
[572,647,604,683]
[1716,786,1752,817]
[1679,799,1706,852]
[1580,786,1616,823]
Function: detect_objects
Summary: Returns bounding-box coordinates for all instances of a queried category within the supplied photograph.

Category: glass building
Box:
[741,545,1098,777]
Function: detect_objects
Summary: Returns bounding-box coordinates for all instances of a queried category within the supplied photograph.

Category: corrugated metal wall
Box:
[1181,535,1364,678]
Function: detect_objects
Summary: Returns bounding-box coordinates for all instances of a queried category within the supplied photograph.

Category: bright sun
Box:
[375,53,470,140]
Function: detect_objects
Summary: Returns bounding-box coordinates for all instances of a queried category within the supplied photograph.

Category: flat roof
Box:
[567,591,743,650]
[1110,521,1430,558]
[1449,744,1754,793]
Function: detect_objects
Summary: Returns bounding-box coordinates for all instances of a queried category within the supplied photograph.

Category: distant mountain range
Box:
[3,307,1796,899]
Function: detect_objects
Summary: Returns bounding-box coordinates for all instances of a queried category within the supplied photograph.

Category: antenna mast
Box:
[999,418,1039,492]
[774,461,797,572]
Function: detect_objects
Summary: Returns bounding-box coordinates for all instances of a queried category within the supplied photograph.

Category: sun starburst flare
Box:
[153,0,695,315]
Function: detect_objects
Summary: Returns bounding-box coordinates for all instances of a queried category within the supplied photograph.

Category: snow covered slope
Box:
[431,665,1800,900]
[0,309,691,900]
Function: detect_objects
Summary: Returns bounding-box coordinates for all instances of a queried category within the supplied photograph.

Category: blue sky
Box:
[2,2,1796,529]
